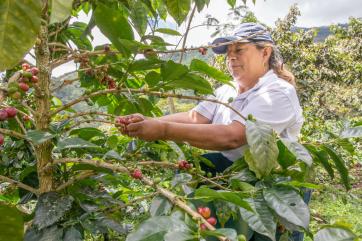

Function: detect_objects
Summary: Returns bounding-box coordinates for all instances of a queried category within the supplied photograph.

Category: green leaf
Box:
[130,0,148,36]
[336,138,355,155]
[263,186,310,230]
[155,28,182,36]
[56,137,100,151]
[193,0,209,12]
[229,168,257,183]
[280,139,313,166]
[94,3,134,55]
[166,73,213,94]
[64,227,83,241]
[103,150,123,161]
[126,216,189,241]
[161,60,189,81]
[202,228,238,241]
[245,120,279,179]
[151,0,167,20]
[321,145,351,190]
[316,150,334,178]
[227,0,236,8]
[190,59,232,85]
[150,195,173,217]
[194,187,252,211]
[33,192,74,230]
[171,173,193,187]
[129,58,164,72]
[64,22,93,50]
[25,225,64,241]
[0,204,23,241]
[277,140,296,169]
[314,227,357,241]
[0,0,41,70]
[70,127,105,141]
[164,230,197,241]
[165,0,191,26]
[306,146,334,179]
[97,216,129,234]
[230,179,255,192]
[145,71,162,87]
[50,0,73,24]
[239,194,276,241]
[26,130,56,145]
[340,126,362,138]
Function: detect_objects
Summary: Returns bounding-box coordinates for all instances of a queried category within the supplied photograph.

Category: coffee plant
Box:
[0,1,361,241]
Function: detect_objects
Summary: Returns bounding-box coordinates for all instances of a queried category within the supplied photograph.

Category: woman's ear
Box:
[263,46,272,60]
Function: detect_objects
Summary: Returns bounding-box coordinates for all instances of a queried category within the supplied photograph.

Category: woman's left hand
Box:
[125,119,166,141]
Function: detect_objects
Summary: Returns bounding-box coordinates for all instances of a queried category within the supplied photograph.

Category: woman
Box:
[118,23,306,241]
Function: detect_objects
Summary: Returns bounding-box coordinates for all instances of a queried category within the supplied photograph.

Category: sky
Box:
[50,0,362,77]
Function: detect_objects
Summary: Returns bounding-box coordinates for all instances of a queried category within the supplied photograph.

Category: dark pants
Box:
[200,153,312,241]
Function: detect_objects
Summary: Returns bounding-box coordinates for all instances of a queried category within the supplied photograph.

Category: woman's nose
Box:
[228,54,237,61]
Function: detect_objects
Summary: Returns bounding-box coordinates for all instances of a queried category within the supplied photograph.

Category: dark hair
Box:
[254,41,296,86]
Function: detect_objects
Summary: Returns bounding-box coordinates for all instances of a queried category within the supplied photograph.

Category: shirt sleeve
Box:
[191,85,227,121]
[230,90,297,134]
[192,95,218,121]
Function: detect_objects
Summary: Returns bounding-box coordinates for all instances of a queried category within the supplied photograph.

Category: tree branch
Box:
[0,128,27,139]
[64,119,114,132]
[56,170,95,191]
[49,158,228,240]
[51,158,129,173]
[51,88,246,121]
[49,29,266,68]
[179,4,197,63]
[0,175,39,195]
[60,111,115,121]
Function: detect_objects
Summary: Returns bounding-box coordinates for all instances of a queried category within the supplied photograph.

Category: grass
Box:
[305,163,362,240]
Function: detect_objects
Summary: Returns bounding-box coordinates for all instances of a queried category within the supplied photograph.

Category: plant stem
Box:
[34,1,53,193]
[52,88,246,121]
[0,175,39,195]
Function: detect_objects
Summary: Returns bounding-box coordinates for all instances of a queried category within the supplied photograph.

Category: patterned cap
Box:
[211,22,274,54]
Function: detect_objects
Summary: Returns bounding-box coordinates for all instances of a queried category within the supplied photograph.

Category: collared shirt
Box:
[192,70,304,161]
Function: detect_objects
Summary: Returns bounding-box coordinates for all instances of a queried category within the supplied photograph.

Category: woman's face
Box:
[226,42,270,83]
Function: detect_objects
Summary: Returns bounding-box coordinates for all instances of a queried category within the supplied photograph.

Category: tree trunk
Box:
[34,1,53,193]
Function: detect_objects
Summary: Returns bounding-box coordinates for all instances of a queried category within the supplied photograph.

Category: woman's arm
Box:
[126,119,246,151]
[156,110,211,124]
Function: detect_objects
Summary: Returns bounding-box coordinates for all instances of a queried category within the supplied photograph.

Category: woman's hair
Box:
[253,41,296,86]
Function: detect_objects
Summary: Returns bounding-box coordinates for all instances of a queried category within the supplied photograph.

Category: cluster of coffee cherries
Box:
[100,75,117,90]
[178,160,192,170]
[197,206,217,230]
[7,63,39,100]
[78,52,117,90]
[0,107,17,146]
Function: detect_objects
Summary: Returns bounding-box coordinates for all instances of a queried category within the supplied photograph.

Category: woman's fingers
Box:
[127,113,145,123]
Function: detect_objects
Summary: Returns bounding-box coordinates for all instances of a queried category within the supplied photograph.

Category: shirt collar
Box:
[233,70,276,99]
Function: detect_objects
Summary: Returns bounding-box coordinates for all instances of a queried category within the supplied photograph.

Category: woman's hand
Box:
[116,113,165,141]
[115,113,146,135]
[126,119,166,141]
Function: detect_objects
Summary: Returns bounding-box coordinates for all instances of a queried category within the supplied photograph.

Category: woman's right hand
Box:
[115,113,147,135]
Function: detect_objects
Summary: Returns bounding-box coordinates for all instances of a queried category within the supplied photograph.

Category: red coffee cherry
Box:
[0,134,4,145]
[0,110,8,121]
[207,217,217,226]
[132,169,142,180]
[197,206,211,219]
[22,63,30,71]
[19,82,30,92]
[4,107,17,118]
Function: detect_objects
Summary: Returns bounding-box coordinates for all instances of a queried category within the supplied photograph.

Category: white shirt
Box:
[192,70,304,161]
